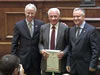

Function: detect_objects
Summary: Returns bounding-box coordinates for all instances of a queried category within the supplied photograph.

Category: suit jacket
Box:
[67,22,99,75]
[39,22,69,72]
[11,19,44,71]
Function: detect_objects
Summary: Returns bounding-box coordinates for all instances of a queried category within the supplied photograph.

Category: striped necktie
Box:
[28,22,32,37]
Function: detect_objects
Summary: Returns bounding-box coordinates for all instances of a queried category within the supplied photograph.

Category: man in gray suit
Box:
[66,8,99,75]
[39,8,69,75]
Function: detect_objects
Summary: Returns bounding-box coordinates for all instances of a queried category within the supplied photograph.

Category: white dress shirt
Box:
[49,22,59,49]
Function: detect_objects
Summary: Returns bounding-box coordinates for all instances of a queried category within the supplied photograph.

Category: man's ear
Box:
[13,68,19,75]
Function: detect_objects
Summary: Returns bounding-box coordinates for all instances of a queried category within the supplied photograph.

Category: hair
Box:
[73,8,85,16]
[25,3,37,12]
[48,8,60,16]
[0,54,20,75]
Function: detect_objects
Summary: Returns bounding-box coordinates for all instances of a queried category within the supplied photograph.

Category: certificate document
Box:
[46,49,61,73]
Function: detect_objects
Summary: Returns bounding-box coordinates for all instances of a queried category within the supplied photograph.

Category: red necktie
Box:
[50,26,55,49]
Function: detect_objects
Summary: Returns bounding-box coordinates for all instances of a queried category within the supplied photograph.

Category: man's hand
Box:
[40,49,49,59]
[57,51,64,59]
[89,67,96,72]
[66,66,71,72]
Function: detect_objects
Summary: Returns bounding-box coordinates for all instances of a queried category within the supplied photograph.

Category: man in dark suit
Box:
[11,3,44,75]
[39,8,69,75]
[66,8,99,75]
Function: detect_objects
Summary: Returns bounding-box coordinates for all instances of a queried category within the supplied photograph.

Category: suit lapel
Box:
[72,27,76,41]
[70,26,77,47]
[75,23,88,44]
[23,20,31,37]
[33,19,38,37]
[46,24,50,48]
[56,23,62,48]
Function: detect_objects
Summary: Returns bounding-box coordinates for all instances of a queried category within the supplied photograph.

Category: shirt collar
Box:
[50,22,59,29]
[76,21,86,29]
[25,19,34,25]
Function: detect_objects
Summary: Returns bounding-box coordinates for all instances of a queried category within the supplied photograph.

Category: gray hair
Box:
[48,8,60,16]
[73,8,85,16]
[25,3,37,12]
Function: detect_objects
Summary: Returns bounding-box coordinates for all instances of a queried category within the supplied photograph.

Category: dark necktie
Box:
[50,26,55,49]
[28,22,32,37]
[76,27,80,38]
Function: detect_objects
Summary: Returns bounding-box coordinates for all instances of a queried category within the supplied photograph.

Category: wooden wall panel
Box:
[0,1,99,74]
[0,43,11,57]
[59,7,100,27]
[0,0,99,56]
[5,12,25,39]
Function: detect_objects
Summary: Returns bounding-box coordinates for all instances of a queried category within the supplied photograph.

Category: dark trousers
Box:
[70,71,96,75]
[25,68,41,75]
[24,61,41,75]
[70,64,96,75]
[89,71,96,75]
